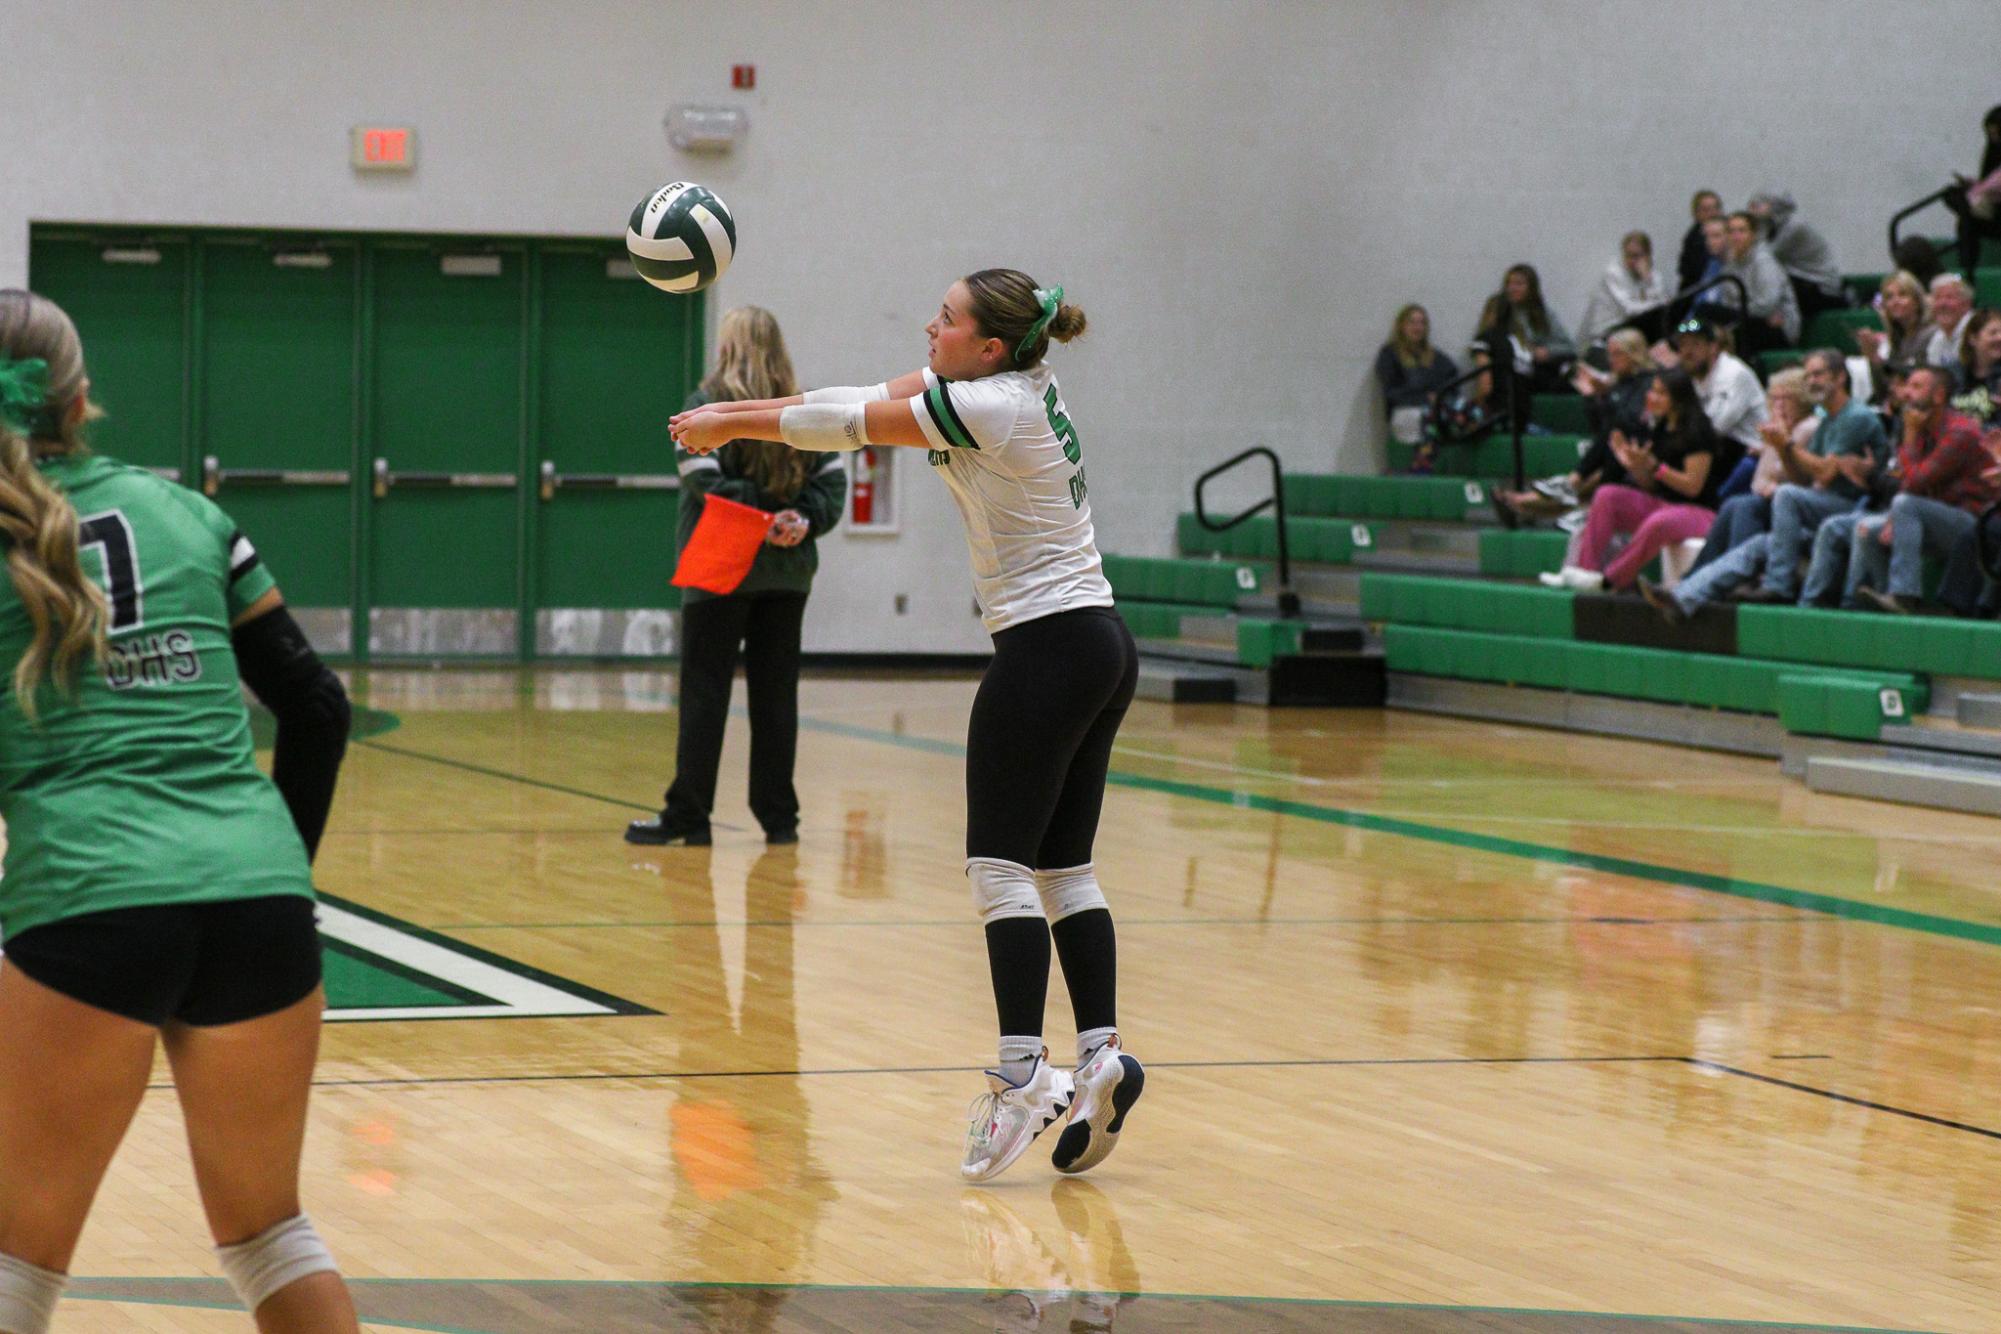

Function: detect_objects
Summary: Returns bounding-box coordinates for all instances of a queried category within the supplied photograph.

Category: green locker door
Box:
[27,231,191,479]
[199,238,359,653]
[532,245,702,656]
[367,241,526,658]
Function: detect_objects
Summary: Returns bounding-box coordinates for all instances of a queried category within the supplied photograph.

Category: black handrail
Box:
[1887,185,1958,268]
[1193,446,1301,618]
[1424,357,1522,489]
[1659,271,1748,324]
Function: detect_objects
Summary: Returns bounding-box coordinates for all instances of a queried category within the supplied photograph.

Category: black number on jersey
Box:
[1042,385,1081,465]
[78,510,143,632]
[1069,467,1089,509]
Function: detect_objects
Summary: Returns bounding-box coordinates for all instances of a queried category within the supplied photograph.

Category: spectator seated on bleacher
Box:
[1677,190,1725,294]
[1475,263,1576,429]
[1934,480,2001,618]
[1699,211,1800,360]
[1853,271,1933,401]
[1662,316,1767,457]
[1540,369,1738,591]
[1923,274,1974,372]
[1848,366,1998,613]
[1578,231,1670,347]
[1375,304,1460,466]
[1639,351,1885,620]
[1493,330,1654,528]
[1941,104,2001,275]
[1747,190,1847,322]
[1700,365,1816,538]
[1950,309,2001,425]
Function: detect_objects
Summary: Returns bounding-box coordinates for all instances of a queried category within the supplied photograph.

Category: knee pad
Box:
[1036,863,1109,922]
[216,1214,338,1312]
[0,1251,64,1334]
[966,857,1044,926]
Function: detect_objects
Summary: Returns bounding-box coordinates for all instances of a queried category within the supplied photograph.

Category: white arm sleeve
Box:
[802,383,891,405]
[778,403,869,452]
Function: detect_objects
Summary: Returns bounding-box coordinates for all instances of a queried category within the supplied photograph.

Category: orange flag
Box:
[671,493,774,595]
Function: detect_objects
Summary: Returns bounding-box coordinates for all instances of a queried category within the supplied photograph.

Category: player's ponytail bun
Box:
[962,268,1088,368]
[1046,303,1087,344]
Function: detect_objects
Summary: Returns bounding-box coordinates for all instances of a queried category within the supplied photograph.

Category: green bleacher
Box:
[1175,513,1378,564]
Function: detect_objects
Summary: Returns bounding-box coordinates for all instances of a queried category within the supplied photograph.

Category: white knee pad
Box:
[216,1214,338,1312]
[967,857,1045,925]
[1036,863,1109,922]
[0,1251,65,1334]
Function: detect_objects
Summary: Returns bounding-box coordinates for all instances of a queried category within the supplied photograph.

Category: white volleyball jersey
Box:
[910,364,1114,633]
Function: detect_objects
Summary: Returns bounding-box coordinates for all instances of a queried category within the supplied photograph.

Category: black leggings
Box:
[965,607,1139,868]
[664,591,808,834]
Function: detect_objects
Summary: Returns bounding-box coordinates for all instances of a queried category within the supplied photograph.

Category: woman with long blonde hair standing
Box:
[626,307,845,846]
[0,289,357,1333]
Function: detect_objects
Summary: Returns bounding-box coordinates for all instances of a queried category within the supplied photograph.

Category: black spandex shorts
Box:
[966,606,1139,868]
[3,895,323,1027]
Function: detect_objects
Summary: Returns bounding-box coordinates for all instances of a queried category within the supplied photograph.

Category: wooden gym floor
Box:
[36,667,2001,1331]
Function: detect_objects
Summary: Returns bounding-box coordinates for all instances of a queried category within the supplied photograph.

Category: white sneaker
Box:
[962,1051,1074,1182]
[1051,1037,1145,1175]
[1537,569,1569,588]
[1565,567,1605,591]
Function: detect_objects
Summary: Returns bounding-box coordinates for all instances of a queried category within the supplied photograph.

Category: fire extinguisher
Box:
[851,446,876,524]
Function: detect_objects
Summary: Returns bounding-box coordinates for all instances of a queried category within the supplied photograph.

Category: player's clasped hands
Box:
[669,408,732,455]
[766,510,809,548]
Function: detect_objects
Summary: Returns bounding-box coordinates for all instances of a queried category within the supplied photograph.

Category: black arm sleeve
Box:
[232,606,350,862]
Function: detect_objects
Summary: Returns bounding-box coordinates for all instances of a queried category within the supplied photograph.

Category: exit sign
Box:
[351,126,415,172]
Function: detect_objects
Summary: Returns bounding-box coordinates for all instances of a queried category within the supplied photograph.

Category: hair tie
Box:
[0,356,56,437]
[1015,285,1064,363]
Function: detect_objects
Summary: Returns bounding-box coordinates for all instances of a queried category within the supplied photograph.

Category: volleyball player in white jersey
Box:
[670,269,1142,1182]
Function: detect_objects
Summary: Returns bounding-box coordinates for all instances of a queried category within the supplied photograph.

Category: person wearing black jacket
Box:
[627,307,846,847]
[1677,190,1724,294]
[1942,105,2001,274]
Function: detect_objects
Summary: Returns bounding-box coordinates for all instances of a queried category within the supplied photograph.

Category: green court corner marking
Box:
[795,715,2001,951]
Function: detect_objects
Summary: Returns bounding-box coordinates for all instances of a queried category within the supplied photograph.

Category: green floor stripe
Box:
[797,716,2001,950]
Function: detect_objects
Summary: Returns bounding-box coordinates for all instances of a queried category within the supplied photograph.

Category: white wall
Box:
[1,0,1993,652]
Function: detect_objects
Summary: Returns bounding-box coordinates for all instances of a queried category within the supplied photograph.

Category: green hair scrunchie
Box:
[0,356,53,437]
[1015,285,1064,363]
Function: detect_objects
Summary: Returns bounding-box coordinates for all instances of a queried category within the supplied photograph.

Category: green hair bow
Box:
[1015,286,1064,362]
[0,356,55,437]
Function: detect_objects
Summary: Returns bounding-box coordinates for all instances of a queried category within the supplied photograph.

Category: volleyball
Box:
[624,182,736,294]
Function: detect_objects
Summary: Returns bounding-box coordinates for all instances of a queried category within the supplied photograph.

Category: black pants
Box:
[664,591,808,834]
[966,607,1139,868]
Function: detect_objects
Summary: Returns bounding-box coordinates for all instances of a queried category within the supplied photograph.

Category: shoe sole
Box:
[961,1094,1072,1183]
[1051,1056,1144,1175]
[623,828,711,846]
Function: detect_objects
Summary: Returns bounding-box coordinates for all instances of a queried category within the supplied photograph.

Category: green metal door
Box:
[27,231,191,480]
[198,237,360,652]
[531,245,701,657]
[367,241,526,658]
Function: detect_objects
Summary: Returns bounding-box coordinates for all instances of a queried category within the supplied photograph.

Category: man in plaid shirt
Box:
[1851,364,1999,612]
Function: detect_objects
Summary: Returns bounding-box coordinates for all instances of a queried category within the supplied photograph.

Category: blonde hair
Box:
[0,290,108,719]
[1604,328,1655,377]
[700,306,809,501]
[1878,270,1930,342]
[1766,366,1810,424]
[960,269,1087,369]
[1389,304,1433,369]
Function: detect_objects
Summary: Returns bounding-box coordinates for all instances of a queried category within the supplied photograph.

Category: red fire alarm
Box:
[731,64,755,90]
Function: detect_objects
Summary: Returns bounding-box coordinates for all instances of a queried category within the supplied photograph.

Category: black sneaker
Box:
[763,826,799,846]
[1636,577,1685,625]
[624,816,711,846]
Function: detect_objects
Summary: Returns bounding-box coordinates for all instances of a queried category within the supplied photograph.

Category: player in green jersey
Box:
[0,291,358,1334]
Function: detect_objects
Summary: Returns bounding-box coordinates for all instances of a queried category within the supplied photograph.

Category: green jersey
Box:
[0,454,313,937]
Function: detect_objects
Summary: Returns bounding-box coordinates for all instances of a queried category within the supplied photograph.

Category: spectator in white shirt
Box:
[1663,315,1767,454]
[1924,274,1975,372]
[1579,231,1671,345]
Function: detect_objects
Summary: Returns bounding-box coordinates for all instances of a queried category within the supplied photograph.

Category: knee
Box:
[1035,864,1109,922]
[967,858,1044,926]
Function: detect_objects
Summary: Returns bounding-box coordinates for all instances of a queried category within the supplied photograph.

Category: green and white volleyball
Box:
[624,182,736,294]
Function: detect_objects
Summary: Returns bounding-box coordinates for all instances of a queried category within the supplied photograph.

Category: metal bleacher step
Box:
[1351,548,1482,576]
[1957,693,2001,730]
[1804,755,2001,818]
[1875,723,2001,764]
[1135,658,1238,704]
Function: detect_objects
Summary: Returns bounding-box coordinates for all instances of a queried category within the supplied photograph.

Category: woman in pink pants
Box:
[1542,368,1739,591]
